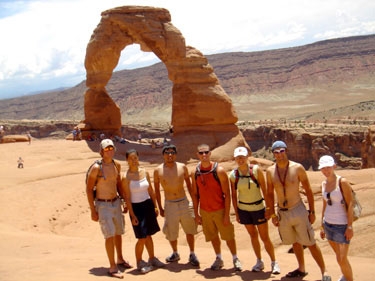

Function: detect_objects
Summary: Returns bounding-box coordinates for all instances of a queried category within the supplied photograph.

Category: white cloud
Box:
[0,0,375,99]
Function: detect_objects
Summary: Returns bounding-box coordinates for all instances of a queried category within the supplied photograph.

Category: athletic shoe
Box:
[137,260,153,274]
[165,252,180,263]
[271,261,280,274]
[149,257,165,268]
[252,259,264,272]
[210,257,224,271]
[337,275,347,281]
[189,253,200,266]
[233,258,242,271]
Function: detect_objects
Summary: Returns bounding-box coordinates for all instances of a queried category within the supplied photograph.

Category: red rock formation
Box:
[82,6,246,160]
[362,125,375,168]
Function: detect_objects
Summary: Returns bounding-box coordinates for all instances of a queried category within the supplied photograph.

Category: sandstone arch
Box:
[83,6,248,160]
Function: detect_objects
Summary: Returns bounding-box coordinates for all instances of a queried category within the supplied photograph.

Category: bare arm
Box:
[217,166,231,225]
[86,164,99,221]
[121,175,138,225]
[266,168,278,226]
[153,168,164,215]
[341,177,354,240]
[229,173,239,223]
[146,171,159,217]
[257,168,270,219]
[190,171,201,224]
[298,164,315,223]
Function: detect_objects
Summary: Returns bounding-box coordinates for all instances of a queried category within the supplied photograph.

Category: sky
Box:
[0,0,375,100]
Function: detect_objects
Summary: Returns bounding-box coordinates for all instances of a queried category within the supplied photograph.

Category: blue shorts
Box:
[237,207,267,225]
[323,221,350,244]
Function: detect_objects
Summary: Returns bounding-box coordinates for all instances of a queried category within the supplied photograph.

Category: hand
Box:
[131,216,139,226]
[195,215,202,225]
[160,208,165,217]
[320,229,326,239]
[271,216,279,227]
[345,227,353,241]
[91,210,99,222]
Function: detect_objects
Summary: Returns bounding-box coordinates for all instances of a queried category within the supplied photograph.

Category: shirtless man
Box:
[154,144,200,266]
[86,139,130,279]
[266,140,331,281]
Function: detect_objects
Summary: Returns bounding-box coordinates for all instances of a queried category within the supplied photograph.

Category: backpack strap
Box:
[234,164,259,190]
[195,162,221,199]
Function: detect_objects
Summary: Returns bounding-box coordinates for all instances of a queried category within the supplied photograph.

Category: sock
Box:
[216,254,222,259]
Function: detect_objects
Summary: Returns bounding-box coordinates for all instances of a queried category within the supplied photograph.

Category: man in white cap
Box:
[86,139,130,278]
[266,140,331,281]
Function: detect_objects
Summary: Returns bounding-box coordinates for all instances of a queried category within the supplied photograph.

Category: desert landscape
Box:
[0,138,374,281]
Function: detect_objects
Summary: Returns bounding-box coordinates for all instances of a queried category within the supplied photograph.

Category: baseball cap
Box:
[234,146,248,157]
[100,139,114,150]
[271,140,287,151]
[318,155,335,169]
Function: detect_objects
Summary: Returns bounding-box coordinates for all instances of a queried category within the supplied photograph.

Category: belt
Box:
[239,198,263,206]
[97,197,118,202]
[279,208,288,211]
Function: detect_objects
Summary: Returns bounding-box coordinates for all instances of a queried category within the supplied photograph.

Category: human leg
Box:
[245,224,261,259]
[105,236,118,272]
[328,241,353,281]
[257,223,276,261]
[293,242,306,272]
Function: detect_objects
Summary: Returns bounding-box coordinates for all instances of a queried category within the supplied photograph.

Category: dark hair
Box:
[162,144,177,154]
[126,149,138,159]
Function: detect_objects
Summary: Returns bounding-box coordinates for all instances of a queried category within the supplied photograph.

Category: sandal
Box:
[286,269,308,278]
[117,261,132,269]
[108,270,124,279]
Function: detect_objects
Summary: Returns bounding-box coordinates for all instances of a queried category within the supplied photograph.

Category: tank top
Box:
[322,177,348,224]
[196,163,225,212]
[129,177,150,203]
[229,165,264,211]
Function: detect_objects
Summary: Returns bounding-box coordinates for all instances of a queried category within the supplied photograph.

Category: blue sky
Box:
[0,0,374,99]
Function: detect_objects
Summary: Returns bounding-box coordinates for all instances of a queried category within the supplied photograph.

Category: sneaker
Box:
[233,258,242,271]
[322,274,332,281]
[252,259,264,272]
[137,260,153,274]
[337,275,347,281]
[271,261,280,274]
[149,257,166,268]
[210,257,224,271]
[166,252,180,262]
[189,253,200,266]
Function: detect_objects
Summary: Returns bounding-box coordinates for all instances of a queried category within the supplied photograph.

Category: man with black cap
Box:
[266,141,331,281]
[154,144,200,266]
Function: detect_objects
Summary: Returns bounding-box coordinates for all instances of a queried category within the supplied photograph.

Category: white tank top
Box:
[322,177,348,225]
[129,177,150,203]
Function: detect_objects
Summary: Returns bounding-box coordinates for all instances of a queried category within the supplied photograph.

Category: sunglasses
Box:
[273,148,286,154]
[103,146,114,152]
[327,192,332,206]
[198,151,210,155]
[164,151,176,155]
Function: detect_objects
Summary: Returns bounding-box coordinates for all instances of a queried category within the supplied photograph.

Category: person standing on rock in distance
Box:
[122,149,165,274]
[154,144,200,266]
[86,139,131,279]
[191,144,242,271]
[229,146,280,274]
[319,155,354,281]
[266,140,331,281]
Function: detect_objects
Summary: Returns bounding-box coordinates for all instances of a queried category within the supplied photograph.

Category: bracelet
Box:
[265,207,270,210]
[155,208,158,211]
[271,214,277,218]
[308,210,315,215]
[347,226,353,230]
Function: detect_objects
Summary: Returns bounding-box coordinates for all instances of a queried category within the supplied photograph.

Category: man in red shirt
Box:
[191,144,242,271]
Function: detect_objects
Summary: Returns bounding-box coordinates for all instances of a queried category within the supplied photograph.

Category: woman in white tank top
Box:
[319,155,354,281]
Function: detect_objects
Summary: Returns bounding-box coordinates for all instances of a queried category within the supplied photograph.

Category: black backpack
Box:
[233,164,259,190]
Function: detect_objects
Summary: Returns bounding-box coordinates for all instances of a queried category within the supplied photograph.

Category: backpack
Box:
[338,177,362,221]
[233,164,259,190]
[86,159,118,198]
[194,162,221,198]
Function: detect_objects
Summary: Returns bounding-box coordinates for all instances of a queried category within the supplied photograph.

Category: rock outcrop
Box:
[82,6,246,160]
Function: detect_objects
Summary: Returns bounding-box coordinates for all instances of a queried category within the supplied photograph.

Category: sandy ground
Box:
[1,139,374,281]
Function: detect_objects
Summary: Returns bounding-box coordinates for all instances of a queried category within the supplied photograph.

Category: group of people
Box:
[86,139,354,281]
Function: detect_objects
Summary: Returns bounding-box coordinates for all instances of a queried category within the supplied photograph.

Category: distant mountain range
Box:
[1,34,374,124]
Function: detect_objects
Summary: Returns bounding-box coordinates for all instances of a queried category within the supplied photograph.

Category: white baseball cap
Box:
[318,155,335,169]
[100,139,114,150]
[234,147,248,157]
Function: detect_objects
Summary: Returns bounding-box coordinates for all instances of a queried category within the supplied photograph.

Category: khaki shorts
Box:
[200,208,235,242]
[96,198,125,239]
[163,198,197,241]
[278,200,315,246]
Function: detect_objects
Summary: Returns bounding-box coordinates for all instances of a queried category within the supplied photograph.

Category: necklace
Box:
[276,161,289,207]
